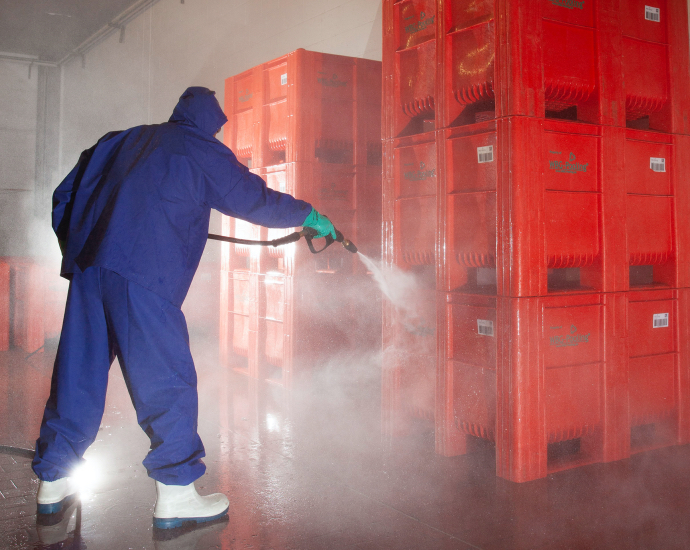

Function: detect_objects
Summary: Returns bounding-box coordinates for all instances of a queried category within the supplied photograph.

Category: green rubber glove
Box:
[302,207,337,239]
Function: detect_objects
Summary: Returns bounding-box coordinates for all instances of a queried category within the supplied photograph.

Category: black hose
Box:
[208,227,358,254]
[0,445,34,459]
[25,344,45,360]
[208,231,302,247]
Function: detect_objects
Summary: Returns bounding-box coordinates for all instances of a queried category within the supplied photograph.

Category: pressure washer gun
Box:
[208,226,358,254]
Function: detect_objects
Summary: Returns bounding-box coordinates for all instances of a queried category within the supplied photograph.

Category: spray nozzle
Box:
[341,238,358,254]
[301,227,358,254]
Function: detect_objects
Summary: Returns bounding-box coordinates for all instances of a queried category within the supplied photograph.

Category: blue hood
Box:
[169,86,228,136]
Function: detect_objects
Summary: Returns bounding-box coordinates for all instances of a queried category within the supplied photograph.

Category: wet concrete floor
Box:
[2,338,690,550]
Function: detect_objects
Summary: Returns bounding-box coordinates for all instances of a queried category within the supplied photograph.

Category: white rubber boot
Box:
[153,481,229,529]
[36,477,77,515]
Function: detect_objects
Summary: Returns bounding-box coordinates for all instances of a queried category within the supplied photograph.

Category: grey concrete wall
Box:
[0,60,38,256]
[34,66,62,222]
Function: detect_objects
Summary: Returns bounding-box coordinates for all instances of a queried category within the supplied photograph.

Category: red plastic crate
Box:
[438,119,690,297]
[256,269,374,388]
[220,163,381,276]
[258,272,291,384]
[43,269,68,341]
[381,0,690,481]
[384,0,612,133]
[383,0,690,134]
[622,0,669,43]
[443,2,602,127]
[626,288,688,451]
[231,273,251,357]
[0,261,8,351]
[258,162,380,272]
[441,117,630,297]
[223,65,262,167]
[219,167,264,273]
[219,54,384,387]
[621,0,690,133]
[381,290,437,437]
[622,38,668,122]
[219,163,383,387]
[390,132,438,269]
[679,288,690,443]
[10,260,45,354]
[0,258,69,351]
[354,165,385,262]
[624,130,690,289]
[223,49,382,168]
[219,268,231,365]
[257,271,353,386]
[435,291,629,482]
[386,0,439,138]
[219,269,259,377]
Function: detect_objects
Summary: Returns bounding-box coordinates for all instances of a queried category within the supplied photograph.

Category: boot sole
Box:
[152,505,229,529]
[36,493,77,516]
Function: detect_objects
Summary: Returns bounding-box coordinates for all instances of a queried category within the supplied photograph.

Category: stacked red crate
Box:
[220,50,382,387]
[445,291,630,480]
[440,0,690,131]
[43,267,68,341]
[383,0,690,481]
[7,259,45,354]
[0,257,67,353]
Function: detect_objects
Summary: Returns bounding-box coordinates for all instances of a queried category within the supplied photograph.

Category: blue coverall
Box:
[32,87,311,484]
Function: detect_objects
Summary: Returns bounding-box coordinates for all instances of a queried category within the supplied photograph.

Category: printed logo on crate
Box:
[403,11,434,35]
[317,72,348,88]
[403,161,436,181]
[549,0,584,9]
[403,319,434,337]
[549,324,590,347]
[319,182,349,200]
[548,151,589,174]
[238,89,253,103]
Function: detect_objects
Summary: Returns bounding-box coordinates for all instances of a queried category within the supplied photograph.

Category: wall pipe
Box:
[58,0,163,66]
[0,0,170,70]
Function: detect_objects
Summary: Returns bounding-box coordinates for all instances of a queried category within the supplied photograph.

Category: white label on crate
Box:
[650,157,666,172]
[281,73,287,86]
[477,319,494,337]
[653,313,669,328]
[645,6,660,22]
[477,146,494,164]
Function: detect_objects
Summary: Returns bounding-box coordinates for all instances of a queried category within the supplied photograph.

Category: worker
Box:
[32,86,336,529]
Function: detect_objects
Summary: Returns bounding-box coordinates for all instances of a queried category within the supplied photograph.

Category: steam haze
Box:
[3,1,690,549]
